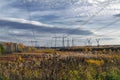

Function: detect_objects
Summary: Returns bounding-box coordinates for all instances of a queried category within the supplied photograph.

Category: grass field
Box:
[0,50,120,80]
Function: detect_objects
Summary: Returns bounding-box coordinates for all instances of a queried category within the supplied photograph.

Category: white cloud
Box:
[0,18,54,27]
[0,0,120,46]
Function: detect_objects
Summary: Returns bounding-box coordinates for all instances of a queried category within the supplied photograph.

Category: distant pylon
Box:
[96,39,100,47]
[87,38,92,46]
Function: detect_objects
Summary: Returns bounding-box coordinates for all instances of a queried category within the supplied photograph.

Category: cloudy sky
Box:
[0,0,120,46]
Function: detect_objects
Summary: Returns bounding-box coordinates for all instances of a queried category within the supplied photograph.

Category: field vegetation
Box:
[0,43,120,80]
[0,47,120,80]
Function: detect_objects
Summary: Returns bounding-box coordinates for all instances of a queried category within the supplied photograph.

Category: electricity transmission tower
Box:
[96,39,100,47]
[71,38,74,47]
[67,37,70,47]
[87,38,92,46]
[52,35,68,48]
[31,41,38,47]
[52,36,58,48]
[62,35,67,47]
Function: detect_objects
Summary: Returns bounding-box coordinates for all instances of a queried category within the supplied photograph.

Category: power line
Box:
[92,17,120,39]
[80,0,112,25]
[95,17,120,32]
[20,0,37,46]
[85,17,120,46]
[67,0,113,37]
[20,0,114,46]
[60,0,117,47]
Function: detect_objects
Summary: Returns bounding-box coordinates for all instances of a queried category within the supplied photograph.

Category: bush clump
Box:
[0,44,4,54]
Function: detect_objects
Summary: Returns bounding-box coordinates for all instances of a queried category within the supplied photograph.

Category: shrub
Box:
[0,44,4,54]
[106,71,120,80]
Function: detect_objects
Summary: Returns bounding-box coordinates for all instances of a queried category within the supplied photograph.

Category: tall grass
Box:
[0,53,120,80]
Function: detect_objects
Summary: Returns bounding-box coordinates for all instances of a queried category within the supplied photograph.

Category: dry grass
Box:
[0,50,120,80]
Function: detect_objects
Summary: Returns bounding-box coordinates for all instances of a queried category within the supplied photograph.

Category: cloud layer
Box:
[0,0,120,46]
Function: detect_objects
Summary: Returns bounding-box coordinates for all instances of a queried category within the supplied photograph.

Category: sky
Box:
[0,0,120,47]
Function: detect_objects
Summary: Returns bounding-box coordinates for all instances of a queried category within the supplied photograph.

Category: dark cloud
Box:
[10,0,78,11]
[36,15,60,22]
[75,20,86,23]
[114,14,120,17]
[0,19,93,36]
[8,33,33,38]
